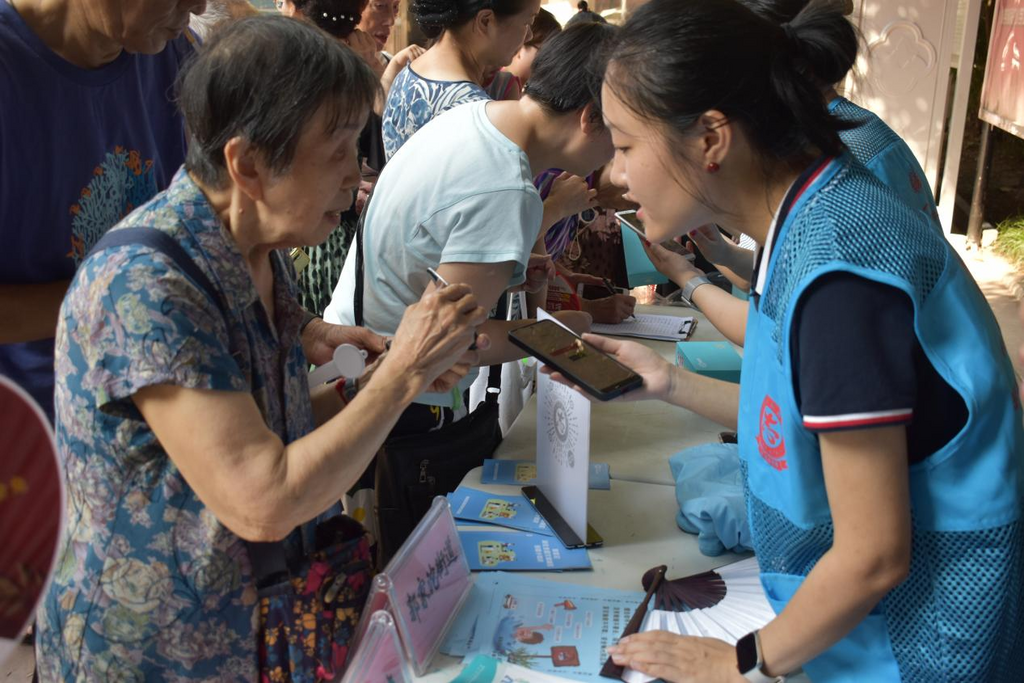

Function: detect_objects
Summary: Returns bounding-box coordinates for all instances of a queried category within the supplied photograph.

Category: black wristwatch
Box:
[736,630,784,682]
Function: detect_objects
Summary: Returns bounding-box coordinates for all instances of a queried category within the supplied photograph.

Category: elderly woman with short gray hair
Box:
[35,16,487,682]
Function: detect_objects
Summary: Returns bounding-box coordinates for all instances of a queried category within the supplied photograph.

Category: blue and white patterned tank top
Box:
[381,65,489,161]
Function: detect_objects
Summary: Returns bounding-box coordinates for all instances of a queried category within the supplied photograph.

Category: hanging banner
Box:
[980,0,1024,139]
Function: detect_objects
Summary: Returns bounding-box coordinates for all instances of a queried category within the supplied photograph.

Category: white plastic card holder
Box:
[340,610,412,683]
[359,496,473,676]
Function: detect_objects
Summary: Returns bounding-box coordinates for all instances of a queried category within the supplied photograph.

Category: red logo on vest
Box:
[756,395,787,471]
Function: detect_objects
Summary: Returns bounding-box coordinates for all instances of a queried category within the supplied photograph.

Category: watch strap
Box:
[737,631,785,683]
[680,274,711,308]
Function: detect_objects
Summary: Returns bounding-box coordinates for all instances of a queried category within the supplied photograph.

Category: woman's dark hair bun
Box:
[738,0,858,87]
[412,0,465,39]
[604,0,854,166]
[412,0,531,39]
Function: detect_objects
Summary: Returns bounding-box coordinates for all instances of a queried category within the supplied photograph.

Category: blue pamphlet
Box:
[448,487,553,536]
[442,572,645,681]
[481,460,611,490]
[457,528,591,571]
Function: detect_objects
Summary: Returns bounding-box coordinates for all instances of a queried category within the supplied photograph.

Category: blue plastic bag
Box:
[668,442,752,556]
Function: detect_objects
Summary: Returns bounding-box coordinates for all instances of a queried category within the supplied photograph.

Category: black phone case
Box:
[508,326,643,401]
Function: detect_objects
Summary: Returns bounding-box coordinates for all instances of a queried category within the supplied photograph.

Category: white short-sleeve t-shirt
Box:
[324,101,543,406]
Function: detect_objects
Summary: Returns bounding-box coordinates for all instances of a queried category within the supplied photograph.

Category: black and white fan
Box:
[601,557,775,683]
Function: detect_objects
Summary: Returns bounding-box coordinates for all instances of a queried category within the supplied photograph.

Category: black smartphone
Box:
[508,320,643,401]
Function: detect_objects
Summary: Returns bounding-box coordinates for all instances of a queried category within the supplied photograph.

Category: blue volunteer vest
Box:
[737,154,1024,682]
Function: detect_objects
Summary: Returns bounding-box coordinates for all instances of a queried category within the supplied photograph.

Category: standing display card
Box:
[448,487,554,535]
[353,497,473,676]
[340,610,413,683]
[440,572,645,681]
[481,460,611,491]
[534,310,593,546]
[457,528,591,571]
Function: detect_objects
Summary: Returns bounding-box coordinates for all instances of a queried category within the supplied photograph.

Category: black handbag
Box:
[353,204,504,566]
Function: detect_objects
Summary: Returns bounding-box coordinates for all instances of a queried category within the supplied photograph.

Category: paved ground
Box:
[950,232,1024,379]
[4,237,1022,680]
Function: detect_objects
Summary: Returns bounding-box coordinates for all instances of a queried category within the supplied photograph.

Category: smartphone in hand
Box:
[508,320,642,401]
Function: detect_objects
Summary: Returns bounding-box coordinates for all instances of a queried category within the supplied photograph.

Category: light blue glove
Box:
[669,442,752,556]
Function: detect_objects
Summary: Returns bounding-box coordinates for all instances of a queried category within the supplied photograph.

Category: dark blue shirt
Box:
[0,0,194,419]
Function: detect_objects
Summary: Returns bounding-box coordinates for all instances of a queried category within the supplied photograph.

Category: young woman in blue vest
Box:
[641,0,943,349]
[548,1,1024,681]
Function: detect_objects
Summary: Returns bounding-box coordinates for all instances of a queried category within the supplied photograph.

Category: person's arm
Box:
[524,237,552,315]
[433,261,590,366]
[715,264,750,292]
[0,280,71,343]
[604,426,911,682]
[133,284,486,542]
[758,425,911,675]
[380,44,426,103]
[643,241,748,346]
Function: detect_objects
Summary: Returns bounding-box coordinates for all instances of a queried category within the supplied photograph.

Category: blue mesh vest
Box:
[737,154,1024,682]
[830,97,941,234]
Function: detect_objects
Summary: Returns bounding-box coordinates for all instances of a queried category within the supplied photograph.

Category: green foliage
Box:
[992,217,1024,267]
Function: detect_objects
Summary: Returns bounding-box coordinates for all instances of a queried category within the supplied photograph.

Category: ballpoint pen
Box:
[602,277,636,321]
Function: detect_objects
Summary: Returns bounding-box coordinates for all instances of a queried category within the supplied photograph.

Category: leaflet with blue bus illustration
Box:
[481,460,611,490]
[457,528,591,572]
[448,487,554,536]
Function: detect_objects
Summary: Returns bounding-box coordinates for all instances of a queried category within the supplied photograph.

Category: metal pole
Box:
[966,122,994,249]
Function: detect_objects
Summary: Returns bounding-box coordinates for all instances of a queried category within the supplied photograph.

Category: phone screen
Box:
[509,321,641,399]
[617,210,646,237]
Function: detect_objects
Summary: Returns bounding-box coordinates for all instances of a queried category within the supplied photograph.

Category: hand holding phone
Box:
[508,320,643,400]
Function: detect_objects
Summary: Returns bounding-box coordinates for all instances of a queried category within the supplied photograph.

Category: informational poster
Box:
[980,0,1024,139]
[535,310,592,543]
[442,572,645,681]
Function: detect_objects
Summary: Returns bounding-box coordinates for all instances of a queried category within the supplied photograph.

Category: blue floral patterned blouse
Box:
[36,169,316,681]
[381,64,489,161]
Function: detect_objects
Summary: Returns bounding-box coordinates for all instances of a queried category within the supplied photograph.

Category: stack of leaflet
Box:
[448,487,592,571]
[622,557,775,683]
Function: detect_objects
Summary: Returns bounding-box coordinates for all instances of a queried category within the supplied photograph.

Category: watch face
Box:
[736,631,759,674]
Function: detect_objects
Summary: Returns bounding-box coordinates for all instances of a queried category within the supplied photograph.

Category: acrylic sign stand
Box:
[526,310,602,549]
[0,376,64,666]
[351,497,473,676]
[340,610,413,683]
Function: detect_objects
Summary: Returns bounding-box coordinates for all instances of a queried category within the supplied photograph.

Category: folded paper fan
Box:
[602,558,776,683]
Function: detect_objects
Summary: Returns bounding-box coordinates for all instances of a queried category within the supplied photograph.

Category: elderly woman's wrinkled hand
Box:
[385,283,489,395]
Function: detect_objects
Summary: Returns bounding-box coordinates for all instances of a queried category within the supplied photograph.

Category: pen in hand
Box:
[427,267,479,350]
[602,277,636,321]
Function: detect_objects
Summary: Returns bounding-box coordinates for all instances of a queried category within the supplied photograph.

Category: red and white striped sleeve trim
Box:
[802,408,913,431]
